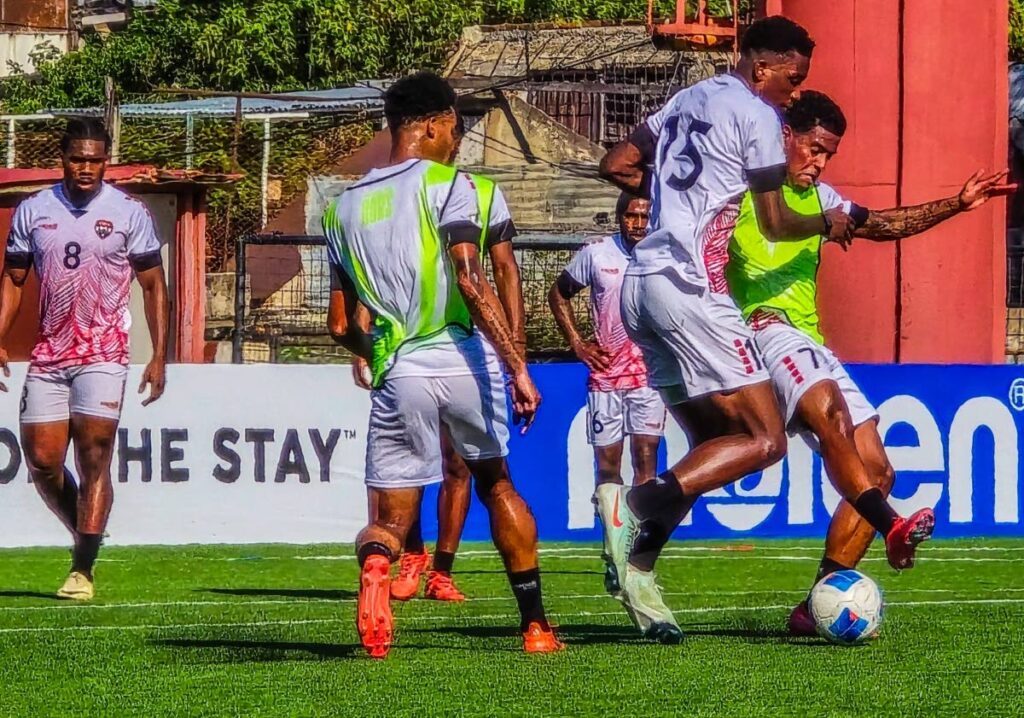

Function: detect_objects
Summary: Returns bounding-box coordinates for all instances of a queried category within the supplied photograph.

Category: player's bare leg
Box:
[797,383,932,571]
[426,436,470,602]
[21,421,78,539]
[629,434,660,486]
[790,417,899,635]
[625,382,786,572]
[463,456,562,653]
[390,507,429,601]
[355,487,421,658]
[607,383,784,642]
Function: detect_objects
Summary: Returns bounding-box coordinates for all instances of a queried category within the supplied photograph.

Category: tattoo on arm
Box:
[489,243,527,351]
[858,197,960,240]
[451,248,525,374]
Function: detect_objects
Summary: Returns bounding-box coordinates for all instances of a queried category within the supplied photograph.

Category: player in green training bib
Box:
[726,91,1015,636]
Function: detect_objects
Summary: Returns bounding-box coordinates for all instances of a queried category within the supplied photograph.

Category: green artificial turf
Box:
[0,539,1020,717]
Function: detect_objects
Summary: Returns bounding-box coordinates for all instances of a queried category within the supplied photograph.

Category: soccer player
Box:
[0,118,168,600]
[597,15,871,642]
[548,192,665,593]
[352,334,471,603]
[724,90,1014,635]
[323,71,561,657]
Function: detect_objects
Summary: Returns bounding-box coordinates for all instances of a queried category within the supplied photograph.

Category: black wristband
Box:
[821,212,832,236]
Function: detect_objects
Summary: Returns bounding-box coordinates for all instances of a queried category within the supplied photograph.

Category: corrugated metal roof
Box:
[445,23,729,78]
[49,85,386,118]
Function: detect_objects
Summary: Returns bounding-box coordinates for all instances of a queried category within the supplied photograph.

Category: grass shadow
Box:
[153,637,360,662]
[684,618,828,645]
[200,587,356,601]
[407,621,641,646]
[0,590,63,601]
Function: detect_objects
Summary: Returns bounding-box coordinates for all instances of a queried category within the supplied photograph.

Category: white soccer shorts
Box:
[754,323,878,435]
[365,372,509,489]
[20,363,129,424]
[586,387,666,447]
[620,271,769,403]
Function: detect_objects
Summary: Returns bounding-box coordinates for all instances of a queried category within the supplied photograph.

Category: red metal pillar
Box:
[778,0,1009,363]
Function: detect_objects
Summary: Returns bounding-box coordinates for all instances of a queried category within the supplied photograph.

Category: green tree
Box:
[1012,0,1024,63]
[0,0,754,112]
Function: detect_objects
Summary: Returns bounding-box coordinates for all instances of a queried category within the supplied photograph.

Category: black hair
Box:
[384,71,458,134]
[740,16,815,58]
[616,191,644,218]
[785,90,847,137]
[60,117,111,153]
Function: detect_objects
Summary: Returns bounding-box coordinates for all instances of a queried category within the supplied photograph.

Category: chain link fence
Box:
[0,107,375,274]
[227,234,592,364]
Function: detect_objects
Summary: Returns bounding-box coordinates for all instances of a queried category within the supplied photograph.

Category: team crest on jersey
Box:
[94,219,113,239]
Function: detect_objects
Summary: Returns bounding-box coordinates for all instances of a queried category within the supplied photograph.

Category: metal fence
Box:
[228,233,593,364]
[0,109,375,273]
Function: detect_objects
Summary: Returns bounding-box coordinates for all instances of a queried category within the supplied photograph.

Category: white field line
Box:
[0,588,1023,615]
[279,553,1024,564]
[0,597,1022,635]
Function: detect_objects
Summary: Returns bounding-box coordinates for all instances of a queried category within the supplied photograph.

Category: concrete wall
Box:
[780,0,1009,363]
[0,32,69,75]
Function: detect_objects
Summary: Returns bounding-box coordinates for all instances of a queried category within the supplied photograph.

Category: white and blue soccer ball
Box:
[809,569,884,645]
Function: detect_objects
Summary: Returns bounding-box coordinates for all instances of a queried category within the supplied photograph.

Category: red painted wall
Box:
[780,0,1009,363]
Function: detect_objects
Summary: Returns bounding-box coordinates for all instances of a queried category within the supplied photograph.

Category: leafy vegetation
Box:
[0,0,755,113]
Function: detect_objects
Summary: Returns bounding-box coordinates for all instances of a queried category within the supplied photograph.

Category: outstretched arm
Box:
[751,188,855,246]
[857,170,1016,241]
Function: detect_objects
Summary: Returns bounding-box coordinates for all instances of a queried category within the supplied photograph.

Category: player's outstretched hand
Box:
[824,207,855,250]
[0,347,9,393]
[572,339,612,374]
[510,367,542,435]
[959,169,1018,211]
[139,359,166,406]
[351,356,372,390]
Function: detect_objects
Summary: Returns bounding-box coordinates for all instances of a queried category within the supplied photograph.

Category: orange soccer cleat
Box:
[357,555,394,659]
[522,622,565,654]
[424,570,466,602]
[390,550,430,601]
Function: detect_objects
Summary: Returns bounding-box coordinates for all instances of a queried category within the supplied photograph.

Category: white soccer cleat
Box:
[603,485,640,598]
[619,565,683,644]
[593,483,624,593]
[56,571,94,601]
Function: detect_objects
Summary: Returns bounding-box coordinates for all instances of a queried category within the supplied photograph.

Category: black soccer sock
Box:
[58,469,79,530]
[508,568,547,632]
[852,488,898,536]
[71,533,102,579]
[627,471,686,520]
[404,519,425,554]
[627,472,691,572]
[432,550,455,575]
[814,557,853,587]
[357,541,394,567]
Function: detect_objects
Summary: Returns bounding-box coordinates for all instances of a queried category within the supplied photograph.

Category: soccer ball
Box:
[808,569,884,645]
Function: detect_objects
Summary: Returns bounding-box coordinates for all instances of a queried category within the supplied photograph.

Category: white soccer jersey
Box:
[563,234,648,391]
[629,74,787,287]
[6,182,162,372]
[324,159,511,380]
